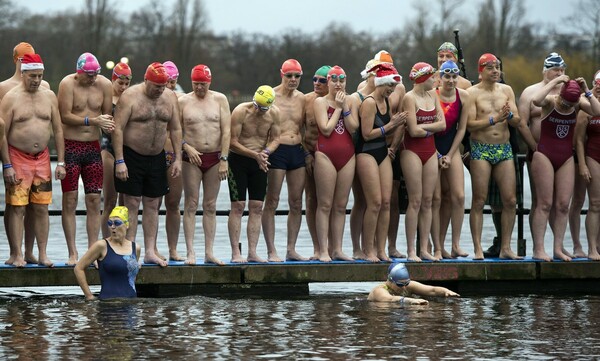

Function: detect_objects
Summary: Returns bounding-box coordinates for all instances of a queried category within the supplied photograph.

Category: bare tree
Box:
[565,0,600,69]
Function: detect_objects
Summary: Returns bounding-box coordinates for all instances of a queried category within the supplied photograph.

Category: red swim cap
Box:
[478,53,500,73]
[145,62,169,84]
[327,65,346,80]
[560,80,581,103]
[191,64,212,83]
[112,62,132,81]
[409,62,435,84]
[281,59,302,76]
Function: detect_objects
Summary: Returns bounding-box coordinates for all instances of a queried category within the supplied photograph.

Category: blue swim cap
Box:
[439,60,459,74]
[388,263,410,285]
[544,52,566,69]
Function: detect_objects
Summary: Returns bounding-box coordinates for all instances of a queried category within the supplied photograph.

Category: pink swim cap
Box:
[560,80,581,103]
[163,61,179,80]
[76,52,101,74]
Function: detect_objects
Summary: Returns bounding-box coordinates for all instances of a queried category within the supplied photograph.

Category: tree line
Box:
[0,0,598,102]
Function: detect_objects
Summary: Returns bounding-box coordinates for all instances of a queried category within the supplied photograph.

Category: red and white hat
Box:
[20,53,44,71]
[370,64,402,86]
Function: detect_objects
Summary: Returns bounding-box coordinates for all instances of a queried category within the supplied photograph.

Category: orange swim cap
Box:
[13,42,35,63]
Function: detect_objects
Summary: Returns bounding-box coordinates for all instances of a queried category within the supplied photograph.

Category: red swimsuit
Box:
[537,107,576,171]
[586,115,600,163]
[317,106,355,171]
[402,108,437,164]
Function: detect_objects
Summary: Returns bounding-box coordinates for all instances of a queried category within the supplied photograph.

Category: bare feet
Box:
[144,253,168,267]
[155,250,167,261]
[441,249,453,259]
[388,248,406,259]
[184,251,197,265]
[267,252,283,262]
[231,255,247,263]
[169,252,186,262]
[25,254,39,264]
[5,256,15,265]
[532,250,552,262]
[451,247,469,258]
[553,250,572,262]
[353,249,368,260]
[247,255,268,263]
[286,250,308,261]
[377,252,391,262]
[319,252,331,262]
[407,252,422,262]
[331,251,354,261]
[472,250,484,260]
[572,246,586,259]
[561,248,574,259]
[66,255,78,266]
[588,251,600,261]
[364,253,380,262]
[433,250,443,261]
[499,249,523,260]
[11,257,27,268]
[38,257,55,268]
[310,252,320,261]
[420,251,439,262]
[204,254,225,265]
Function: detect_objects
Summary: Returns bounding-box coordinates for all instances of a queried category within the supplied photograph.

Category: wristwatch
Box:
[57,162,66,167]
[219,155,228,161]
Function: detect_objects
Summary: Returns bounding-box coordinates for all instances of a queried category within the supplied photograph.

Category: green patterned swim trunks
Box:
[470,140,513,165]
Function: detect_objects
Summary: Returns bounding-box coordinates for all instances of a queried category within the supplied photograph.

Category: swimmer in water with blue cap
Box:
[368,263,460,303]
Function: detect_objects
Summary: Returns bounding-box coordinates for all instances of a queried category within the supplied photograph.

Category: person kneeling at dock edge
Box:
[74,206,141,300]
[368,263,459,304]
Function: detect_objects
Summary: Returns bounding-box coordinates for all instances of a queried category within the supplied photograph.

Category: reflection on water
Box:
[0,290,599,359]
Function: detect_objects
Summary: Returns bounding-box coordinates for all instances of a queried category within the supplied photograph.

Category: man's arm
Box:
[100,77,113,115]
[57,78,86,126]
[168,94,182,178]
[264,107,281,154]
[50,94,66,180]
[532,75,568,107]
[218,94,231,181]
[112,93,133,181]
[0,96,15,184]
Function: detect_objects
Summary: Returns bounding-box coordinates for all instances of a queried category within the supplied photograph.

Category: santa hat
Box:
[371,64,401,86]
[20,53,44,71]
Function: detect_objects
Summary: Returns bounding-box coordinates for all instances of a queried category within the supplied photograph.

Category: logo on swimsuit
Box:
[556,125,570,139]
[335,118,345,135]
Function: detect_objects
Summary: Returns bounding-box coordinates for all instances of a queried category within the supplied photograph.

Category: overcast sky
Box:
[21,0,571,35]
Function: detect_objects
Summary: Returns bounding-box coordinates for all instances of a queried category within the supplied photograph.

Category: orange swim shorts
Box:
[5,145,52,206]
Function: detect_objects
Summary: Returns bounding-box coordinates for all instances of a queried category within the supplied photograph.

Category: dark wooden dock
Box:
[1,258,599,297]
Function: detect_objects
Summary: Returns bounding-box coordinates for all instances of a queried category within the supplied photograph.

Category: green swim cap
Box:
[314,65,331,77]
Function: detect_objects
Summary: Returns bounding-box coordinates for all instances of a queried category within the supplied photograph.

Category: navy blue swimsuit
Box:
[98,239,139,299]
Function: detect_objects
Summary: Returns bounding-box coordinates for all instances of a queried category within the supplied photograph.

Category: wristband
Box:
[507,111,514,120]
[342,110,351,117]
[57,162,66,167]
[304,150,311,157]
[2,163,12,169]
[263,148,271,155]
[400,296,405,305]
[182,140,187,145]
[425,131,431,137]
[84,116,89,126]
[380,126,385,137]
[585,91,593,98]
[115,159,125,165]
[489,116,494,126]
[437,153,443,159]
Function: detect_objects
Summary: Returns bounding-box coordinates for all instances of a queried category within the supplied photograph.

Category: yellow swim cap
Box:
[109,206,129,226]
[253,85,275,108]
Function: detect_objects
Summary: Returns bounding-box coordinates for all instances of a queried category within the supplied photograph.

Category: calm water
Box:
[1,163,597,359]
[0,290,599,360]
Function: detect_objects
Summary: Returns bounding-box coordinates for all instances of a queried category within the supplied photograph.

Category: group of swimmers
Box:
[2,41,600,280]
